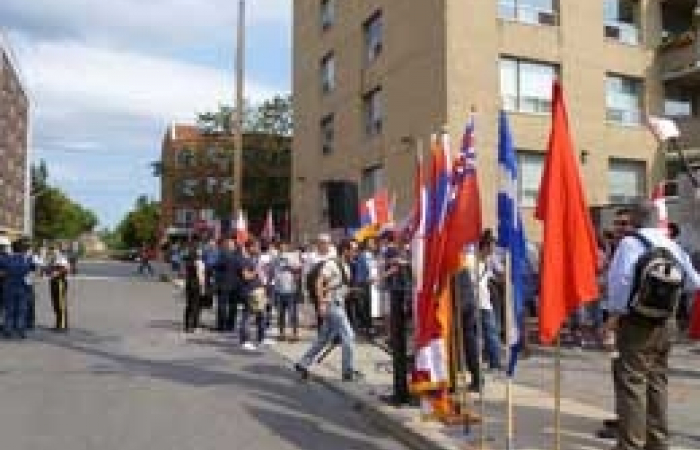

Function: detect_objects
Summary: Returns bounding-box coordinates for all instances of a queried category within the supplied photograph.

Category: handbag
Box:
[248,287,268,313]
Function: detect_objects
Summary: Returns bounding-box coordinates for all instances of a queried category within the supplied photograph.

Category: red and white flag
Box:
[235,209,248,245]
[262,208,276,241]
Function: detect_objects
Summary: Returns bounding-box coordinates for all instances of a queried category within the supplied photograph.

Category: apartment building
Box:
[293,0,700,239]
[159,125,291,241]
[0,33,30,238]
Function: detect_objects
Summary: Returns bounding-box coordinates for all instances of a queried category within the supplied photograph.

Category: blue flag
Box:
[497,111,528,377]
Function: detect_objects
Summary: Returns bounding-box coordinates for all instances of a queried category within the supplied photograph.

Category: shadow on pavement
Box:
[36,327,393,449]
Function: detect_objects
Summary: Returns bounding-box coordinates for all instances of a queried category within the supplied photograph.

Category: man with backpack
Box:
[604,200,700,450]
[295,239,360,382]
[304,233,335,330]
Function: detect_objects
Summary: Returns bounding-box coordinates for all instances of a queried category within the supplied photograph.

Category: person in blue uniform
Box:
[0,239,37,339]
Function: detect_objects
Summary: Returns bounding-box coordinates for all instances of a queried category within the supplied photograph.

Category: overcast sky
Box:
[1,0,291,228]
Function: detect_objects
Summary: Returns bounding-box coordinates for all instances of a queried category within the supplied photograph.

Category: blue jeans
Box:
[481,308,501,369]
[299,302,355,374]
[4,287,28,337]
[276,293,298,334]
[240,298,265,344]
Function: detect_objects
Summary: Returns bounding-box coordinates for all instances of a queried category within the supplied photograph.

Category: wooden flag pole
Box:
[474,253,487,450]
[554,335,562,450]
[504,255,514,450]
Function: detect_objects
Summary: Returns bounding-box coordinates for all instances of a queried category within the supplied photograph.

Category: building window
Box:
[320,0,334,31]
[321,52,335,94]
[609,158,646,204]
[200,209,215,221]
[517,151,545,207]
[364,11,383,64]
[363,87,383,137]
[500,57,556,114]
[604,0,640,45]
[606,74,642,125]
[361,165,384,199]
[175,208,196,226]
[320,114,334,154]
[177,179,198,198]
[498,0,558,26]
[177,147,195,167]
[664,87,696,118]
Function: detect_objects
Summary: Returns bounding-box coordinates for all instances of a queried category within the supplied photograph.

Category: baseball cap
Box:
[0,236,10,247]
[317,233,331,243]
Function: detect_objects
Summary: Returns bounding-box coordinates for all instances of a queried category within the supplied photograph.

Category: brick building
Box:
[0,32,30,238]
[292,0,700,239]
[159,124,291,241]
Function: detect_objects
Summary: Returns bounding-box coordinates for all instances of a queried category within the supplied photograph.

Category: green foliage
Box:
[247,94,293,136]
[196,94,292,136]
[115,195,160,249]
[32,160,99,242]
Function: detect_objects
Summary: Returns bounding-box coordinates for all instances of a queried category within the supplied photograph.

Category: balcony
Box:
[659,31,700,86]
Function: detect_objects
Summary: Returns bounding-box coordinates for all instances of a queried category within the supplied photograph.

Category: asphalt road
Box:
[0,261,405,450]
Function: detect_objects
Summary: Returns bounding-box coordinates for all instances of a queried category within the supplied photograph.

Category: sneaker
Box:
[595,427,616,440]
[241,341,257,352]
[294,363,309,380]
[262,337,275,346]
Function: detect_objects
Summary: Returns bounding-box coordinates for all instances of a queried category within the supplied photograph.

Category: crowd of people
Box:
[0,235,73,339]
[169,199,700,450]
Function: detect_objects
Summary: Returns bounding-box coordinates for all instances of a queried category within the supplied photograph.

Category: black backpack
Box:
[628,233,685,323]
[305,258,348,302]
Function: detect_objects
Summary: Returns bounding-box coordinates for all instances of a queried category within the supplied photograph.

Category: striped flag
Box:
[438,117,482,288]
[497,110,527,376]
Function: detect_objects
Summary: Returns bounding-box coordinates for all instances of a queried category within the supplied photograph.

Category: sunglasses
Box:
[613,220,630,227]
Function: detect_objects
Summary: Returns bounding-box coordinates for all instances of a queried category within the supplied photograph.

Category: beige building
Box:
[0,32,30,238]
[292,0,700,240]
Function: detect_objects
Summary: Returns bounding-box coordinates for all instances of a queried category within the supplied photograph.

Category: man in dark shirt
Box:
[239,239,266,350]
[214,238,243,332]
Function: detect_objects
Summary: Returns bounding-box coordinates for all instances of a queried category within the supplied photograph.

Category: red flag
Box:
[535,81,599,344]
[438,118,481,287]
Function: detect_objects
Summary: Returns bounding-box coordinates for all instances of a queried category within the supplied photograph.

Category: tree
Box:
[115,195,160,248]
[247,94,293,136]
[195,94,292,136]
[32,160,99,242]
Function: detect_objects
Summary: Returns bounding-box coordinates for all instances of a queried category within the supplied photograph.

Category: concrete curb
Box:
[273,351,459,450]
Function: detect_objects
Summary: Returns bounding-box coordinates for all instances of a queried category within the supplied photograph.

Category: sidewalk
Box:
[272,328,700,450]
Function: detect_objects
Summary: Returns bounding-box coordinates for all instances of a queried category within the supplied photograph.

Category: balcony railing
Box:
[659,30,700,83]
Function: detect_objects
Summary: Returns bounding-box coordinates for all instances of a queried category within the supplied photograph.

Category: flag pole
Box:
[554,335,562,450]
[504,254,514,450]
[452,263,472,434]
[474,252,487,450]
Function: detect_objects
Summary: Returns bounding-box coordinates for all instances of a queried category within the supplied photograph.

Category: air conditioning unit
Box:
[605,24,621,40]
[538,11,556,25]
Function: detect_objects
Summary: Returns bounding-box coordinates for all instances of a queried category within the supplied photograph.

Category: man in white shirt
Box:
[605,201,700,450]
[295,239,359,381]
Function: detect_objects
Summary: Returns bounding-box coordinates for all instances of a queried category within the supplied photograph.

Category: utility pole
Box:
[233,0,246,215]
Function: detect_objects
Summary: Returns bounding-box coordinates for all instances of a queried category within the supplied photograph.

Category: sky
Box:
[0,0,291,228]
